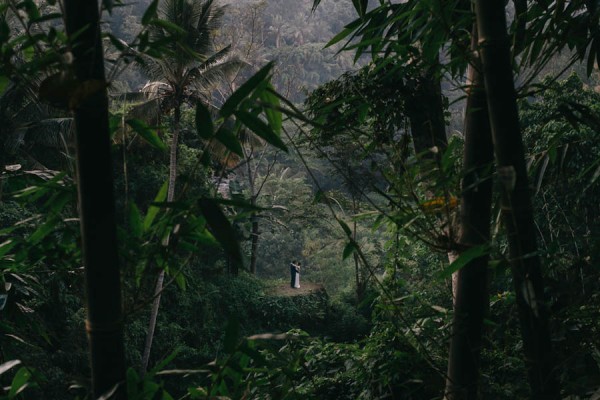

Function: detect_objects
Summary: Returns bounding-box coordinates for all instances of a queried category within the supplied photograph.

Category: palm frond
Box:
[127,97,163,126]
[141,81,173,98]
[189,57,247,94]
[22,118,73,149]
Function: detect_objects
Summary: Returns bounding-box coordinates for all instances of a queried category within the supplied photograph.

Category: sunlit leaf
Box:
[0,360,21,376]
[8,367,31,398]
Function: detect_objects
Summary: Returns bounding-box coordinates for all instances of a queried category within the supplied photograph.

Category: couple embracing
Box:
[290,261,301,288]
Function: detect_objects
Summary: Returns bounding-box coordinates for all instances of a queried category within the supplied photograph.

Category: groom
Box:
[290,260,297,288]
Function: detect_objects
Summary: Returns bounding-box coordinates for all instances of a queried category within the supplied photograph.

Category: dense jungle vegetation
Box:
[1,0,600,399]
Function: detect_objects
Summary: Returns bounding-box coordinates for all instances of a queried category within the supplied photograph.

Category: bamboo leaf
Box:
[259,87,282,134]
[8,367,31,398]
[438,244,489,280]
[343,241,357,260]
[174,272,186,291]
[0,360,21,376]
[150,19,186,35]
[144,181,168,231]
[30,12,61,24]
[221,63,273,118]
[223,318,240,354]
[338,219,353,237]
[102,0,114,13]
[195,102,214,139]
[215,127,243,156]
[29,217,58,244]
[587,40,596,77]
[126,119,166,151]
[128,203,143,239]
[324,18,362,48]
[0,240,16,259]
[148,349,180,376]
[142,0,159,25]
[126,368,139,399]
[198,198,244,269]
[352,0,368,17]
[0,76,8,96]
[234,110,287,151]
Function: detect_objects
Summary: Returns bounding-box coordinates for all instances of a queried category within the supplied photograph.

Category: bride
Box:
[293,262,301,288]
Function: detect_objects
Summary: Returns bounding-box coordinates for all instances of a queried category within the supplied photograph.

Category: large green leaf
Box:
[198,198,244,269]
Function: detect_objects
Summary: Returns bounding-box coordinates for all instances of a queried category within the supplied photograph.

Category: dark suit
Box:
[290,263,296,287]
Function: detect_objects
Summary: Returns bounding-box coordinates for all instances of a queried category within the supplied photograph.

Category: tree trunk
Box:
[245,144,258,275]
[475,1,560,397]
[249,216,259,274]
[141,104,181,373]
[352,198,366,301]
[63,1,126,398]
[405,71,448,159]
[444,26,494,400]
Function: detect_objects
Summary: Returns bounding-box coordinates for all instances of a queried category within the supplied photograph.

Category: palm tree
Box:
[135,0,245,373]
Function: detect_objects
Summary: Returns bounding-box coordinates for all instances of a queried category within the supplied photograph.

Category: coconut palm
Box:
[135,0,245,373]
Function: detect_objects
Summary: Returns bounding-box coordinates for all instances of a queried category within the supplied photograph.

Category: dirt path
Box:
[267,282,325,297]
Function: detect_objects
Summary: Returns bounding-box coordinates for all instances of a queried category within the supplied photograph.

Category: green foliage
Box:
[519,75,600,396]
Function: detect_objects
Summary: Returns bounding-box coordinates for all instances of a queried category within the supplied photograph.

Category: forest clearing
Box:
[1,0,600,399]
